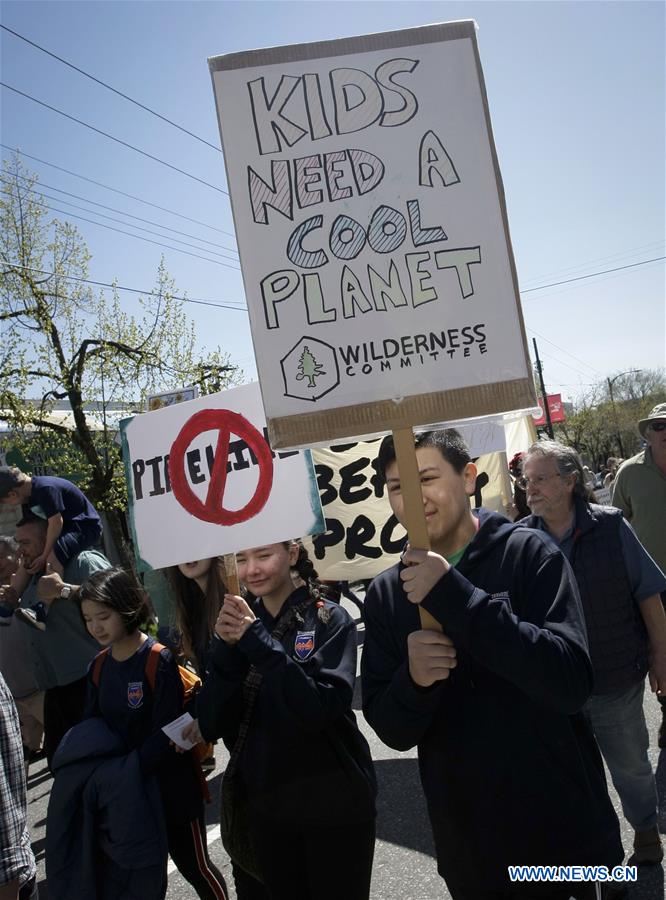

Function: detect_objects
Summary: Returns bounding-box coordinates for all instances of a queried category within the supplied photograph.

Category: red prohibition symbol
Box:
[168,409,274,525]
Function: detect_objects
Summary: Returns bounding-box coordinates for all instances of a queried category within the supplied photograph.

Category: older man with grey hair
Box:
[522,439,666,867]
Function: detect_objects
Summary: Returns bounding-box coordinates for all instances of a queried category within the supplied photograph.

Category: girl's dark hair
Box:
[166,558,227,672]
[285,540,336,608]
[79,567,151,634]
[291,541,319,584]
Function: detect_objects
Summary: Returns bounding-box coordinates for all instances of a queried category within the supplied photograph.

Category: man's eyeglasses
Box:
[648,422,666,432]
[516,473,562,490]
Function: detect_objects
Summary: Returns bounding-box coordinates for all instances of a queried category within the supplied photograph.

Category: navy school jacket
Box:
[46,718,167,900]
[84,636,202,825]
[361,509,623,894]
[198,586,376,825]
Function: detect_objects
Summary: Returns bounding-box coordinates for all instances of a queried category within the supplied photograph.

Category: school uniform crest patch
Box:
[491,591,512,611]
[294,631,315,661]
[127,681,144,708]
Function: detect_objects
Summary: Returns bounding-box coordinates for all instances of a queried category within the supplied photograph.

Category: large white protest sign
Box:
[210,21,535,449]
[304,420,506,579]
[120,382,324,571]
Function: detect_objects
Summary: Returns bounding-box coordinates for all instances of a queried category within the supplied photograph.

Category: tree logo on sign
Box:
[296,346,325,388]
[281,336,340,402]
[168,409,274,525]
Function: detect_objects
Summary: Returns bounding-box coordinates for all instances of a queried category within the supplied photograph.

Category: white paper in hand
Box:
[162,712,197,750]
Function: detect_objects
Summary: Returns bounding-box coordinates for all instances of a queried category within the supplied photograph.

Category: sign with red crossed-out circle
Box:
[169,408,274,525]
[120,382,324,571]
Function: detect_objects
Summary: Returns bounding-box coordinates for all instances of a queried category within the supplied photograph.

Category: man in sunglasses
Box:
[612,402,666,747]
[523,439,666,868]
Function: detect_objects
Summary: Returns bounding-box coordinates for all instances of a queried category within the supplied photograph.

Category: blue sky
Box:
[1,0,664,404]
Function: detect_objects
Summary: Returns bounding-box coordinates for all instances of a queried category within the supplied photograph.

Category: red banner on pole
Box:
[532,393,566,426]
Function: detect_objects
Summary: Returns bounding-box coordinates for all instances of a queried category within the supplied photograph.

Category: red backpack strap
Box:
[145,641,166,692]
[91,648,110,687]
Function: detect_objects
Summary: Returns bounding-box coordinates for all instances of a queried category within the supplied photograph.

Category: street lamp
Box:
[607,370,642,457]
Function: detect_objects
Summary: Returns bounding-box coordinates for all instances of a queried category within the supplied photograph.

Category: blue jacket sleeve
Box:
[361,577,447,752]
[197,636,249,746]
[618,519,666,601]
[420,547,593,715]
[235,605,357,733]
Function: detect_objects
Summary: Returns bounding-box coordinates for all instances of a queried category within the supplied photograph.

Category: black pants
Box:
[167,814,228,899]
[44,676,88,770]
[232,816,375,900]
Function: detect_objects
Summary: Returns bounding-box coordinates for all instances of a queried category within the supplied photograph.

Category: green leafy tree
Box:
[0,155,241,567]
[555,369,665,467]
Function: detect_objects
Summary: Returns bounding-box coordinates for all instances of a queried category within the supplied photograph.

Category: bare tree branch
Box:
[0,307,41,320]
[0,369,55,380]
[71,338,146,386]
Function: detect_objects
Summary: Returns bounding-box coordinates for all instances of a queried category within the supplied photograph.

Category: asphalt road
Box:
[26,604,666,899]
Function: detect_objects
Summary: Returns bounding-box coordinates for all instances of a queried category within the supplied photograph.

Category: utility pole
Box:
[532,338,554,439]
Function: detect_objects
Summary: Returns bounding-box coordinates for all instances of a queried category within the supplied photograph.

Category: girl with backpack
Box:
[185,541,377,900]
[80,567,228,899]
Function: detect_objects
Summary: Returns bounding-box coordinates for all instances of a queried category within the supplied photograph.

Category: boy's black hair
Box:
[0,466,25,500]
[376,429,472,484]
[78,567,150,635]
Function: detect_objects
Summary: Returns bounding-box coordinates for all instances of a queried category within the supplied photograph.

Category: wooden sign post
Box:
[223,553,241,597]
[393,427,440,630]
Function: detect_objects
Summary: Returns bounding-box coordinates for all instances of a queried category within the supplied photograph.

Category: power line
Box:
[1,190,241,269]
[525,327,602,377]
[0,182,239,262]
[0,82,230,196]
[519,240,665,289]
[1,144,236,238]
[535,348,593,382]
[2,261,247,311]
[40,203,240,269]
[521,256,665,295]
[4,145,662,297]
[4,170,238,253]
[0,24,221,152]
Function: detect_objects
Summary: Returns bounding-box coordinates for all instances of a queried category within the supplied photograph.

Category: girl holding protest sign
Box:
[70,568,228,899]
[185,541,376,900]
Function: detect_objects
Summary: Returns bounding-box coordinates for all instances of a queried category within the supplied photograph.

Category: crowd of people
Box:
[0,400,665,900]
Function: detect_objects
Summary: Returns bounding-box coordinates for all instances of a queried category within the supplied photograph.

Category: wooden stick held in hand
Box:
[392,427,441,632]
[223,553,241,596]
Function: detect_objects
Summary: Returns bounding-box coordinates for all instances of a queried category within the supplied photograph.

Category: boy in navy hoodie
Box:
[361,429,624,900]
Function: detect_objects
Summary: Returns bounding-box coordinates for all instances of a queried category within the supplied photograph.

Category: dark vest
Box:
[529,500,648,695]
